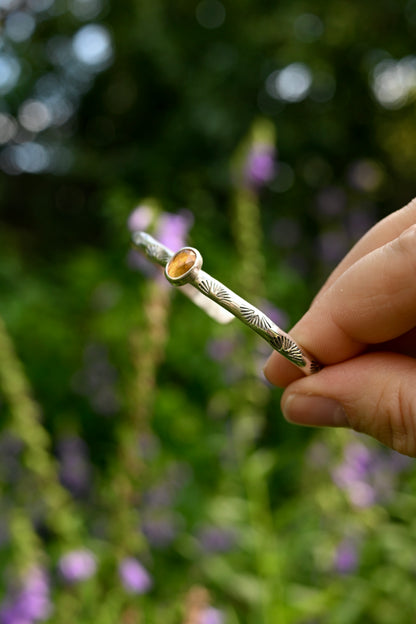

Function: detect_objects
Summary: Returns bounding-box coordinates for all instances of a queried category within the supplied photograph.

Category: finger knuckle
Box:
[388,379,416,457]
[391,223,416,265]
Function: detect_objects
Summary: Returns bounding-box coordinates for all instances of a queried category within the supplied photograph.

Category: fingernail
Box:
[283,394,349,428]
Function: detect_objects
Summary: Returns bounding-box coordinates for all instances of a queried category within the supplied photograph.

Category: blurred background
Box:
[1,0,416,622]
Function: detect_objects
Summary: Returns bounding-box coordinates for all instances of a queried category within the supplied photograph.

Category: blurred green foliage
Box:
[1,0,416,622]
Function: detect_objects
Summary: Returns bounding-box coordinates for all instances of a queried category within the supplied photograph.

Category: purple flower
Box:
[127,208,194,278]
[197,526,237,553]
[118,558,152,594]
[243,144,276,189]
[57,435,91,497]
[331,438,413,508]
[200,607,224,624]
[156,210,194,251]
[334,468,377,508]
[127,204,155,232]
[58,548,97,583]
[332,441,378,508]
[334,539,359,575]
[347,159,383,192]
[141,513,180,548]
[344,442,374,476]
[0,566,52,623]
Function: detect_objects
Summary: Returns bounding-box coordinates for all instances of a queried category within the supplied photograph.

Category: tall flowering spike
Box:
[156,210,194,251]
[127,203,157,233]
[200,607,224,624]
[127,200,194,251]
[58,548,97,583]
[233,118,277,191]
[334,538,359,575]
[57,435,91,497]
[118,557,152,594]
[127,201,160,273]
[243,143,276,189]
[0,565,52,623]
[330,438,413,509]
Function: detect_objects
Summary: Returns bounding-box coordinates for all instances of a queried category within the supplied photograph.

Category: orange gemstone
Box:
[167,249,196,278]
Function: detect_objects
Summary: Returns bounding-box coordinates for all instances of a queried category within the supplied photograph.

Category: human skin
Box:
[263,198,416,456]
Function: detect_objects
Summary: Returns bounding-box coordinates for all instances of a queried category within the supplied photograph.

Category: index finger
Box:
[264,202,416,387]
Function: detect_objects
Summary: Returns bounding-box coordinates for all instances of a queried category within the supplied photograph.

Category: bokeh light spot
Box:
[266,63,312,102]
[347,159,383,192]
[0,113,18,144]
[372,56,416,108]
[5,11,36,42]
[10,142,50,173]
[277,63,312,102]
[72,24,113,67]
[18,99,53,132]
[0,54,21,95]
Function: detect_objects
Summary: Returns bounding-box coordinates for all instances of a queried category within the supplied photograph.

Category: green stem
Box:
[0,315,81,545]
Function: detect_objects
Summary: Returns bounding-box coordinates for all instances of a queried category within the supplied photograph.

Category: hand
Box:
[264,198,416,456]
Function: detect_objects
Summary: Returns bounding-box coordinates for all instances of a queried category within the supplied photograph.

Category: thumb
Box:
[281,352,416,456]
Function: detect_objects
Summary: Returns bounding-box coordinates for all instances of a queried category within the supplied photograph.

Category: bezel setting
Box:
[165,247,203,286]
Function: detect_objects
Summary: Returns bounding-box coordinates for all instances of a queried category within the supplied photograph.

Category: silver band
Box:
[132,231,321,375]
